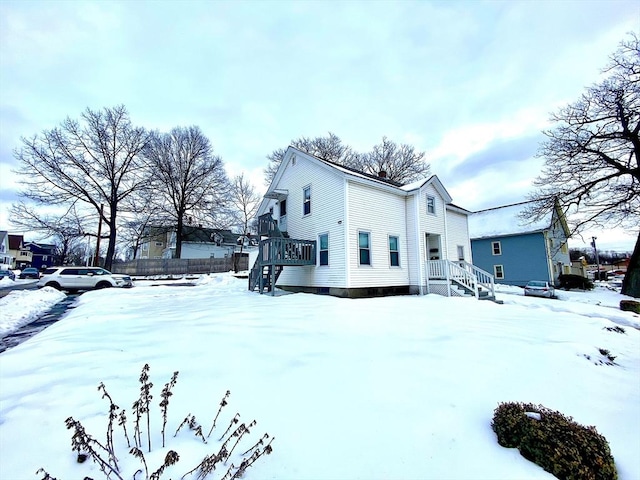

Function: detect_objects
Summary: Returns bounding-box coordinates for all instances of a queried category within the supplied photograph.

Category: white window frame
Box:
[492,241,502,256]
[388,235,400,267]
[303,185,311,216]
[457,245,465,261]
[358,231,371,266]
[318,233,329,266]
[426,195,436,215]
[494,265,504,279]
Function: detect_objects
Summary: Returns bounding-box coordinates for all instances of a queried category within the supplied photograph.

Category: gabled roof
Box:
[23,242,57,253]
[8,235,24,250]
[262,146,455,208]
[181,227,239,245]
[468,200,568,239]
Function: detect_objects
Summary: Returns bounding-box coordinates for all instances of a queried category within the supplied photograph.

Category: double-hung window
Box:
[359,231,371,265]
[426,195,436,214]
[492,241,502,255]
[389,236,399,267]
[303,186,311,216]
[318,233,329,266]
[494,265,504,279]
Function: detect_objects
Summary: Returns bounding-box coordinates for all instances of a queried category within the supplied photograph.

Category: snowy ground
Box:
[0,274,638,480]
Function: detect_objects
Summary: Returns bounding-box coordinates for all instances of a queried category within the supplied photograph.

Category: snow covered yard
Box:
[0,274,638,480]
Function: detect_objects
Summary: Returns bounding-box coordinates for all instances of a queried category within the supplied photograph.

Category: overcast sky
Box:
[0,0,638,251]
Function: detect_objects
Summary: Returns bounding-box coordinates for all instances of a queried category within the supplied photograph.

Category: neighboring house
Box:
[138,227,172,259]
[0,231,13,268]
[249,147,495,299]
[23,242,60,270]
[468,200,571,287]
[8,234,32,269]
[162,226,255,259]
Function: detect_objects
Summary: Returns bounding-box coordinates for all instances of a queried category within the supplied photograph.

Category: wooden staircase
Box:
[426,260,497,301]
[248,213,316,295]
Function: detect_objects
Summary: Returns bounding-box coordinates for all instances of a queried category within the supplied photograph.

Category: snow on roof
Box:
[469,201,552,239]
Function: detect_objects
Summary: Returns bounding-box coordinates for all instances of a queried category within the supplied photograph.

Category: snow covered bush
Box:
[39,365,274,480]
[558,274,594,291]
[492,402,617,480]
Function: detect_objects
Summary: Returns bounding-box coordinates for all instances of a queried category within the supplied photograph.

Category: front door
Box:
[425,233,441,260]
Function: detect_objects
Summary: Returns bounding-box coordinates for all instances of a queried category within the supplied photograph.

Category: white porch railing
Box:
[425,260,495,300]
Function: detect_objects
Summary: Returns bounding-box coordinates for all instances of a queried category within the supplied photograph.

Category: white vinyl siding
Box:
[272,154,347,288]
[347,181,409,288]
[417,184,447,265]
[446,208,472,263]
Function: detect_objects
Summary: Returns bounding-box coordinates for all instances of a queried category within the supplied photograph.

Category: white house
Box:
[0,231,13,269]
[162,227,257,259]
[249,147,495,299]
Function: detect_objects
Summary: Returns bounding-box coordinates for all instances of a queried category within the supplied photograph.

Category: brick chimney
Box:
[378,170,387,178]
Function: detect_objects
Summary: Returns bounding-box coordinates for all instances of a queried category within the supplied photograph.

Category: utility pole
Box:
[94,204,104,268]
[591,236,601,281]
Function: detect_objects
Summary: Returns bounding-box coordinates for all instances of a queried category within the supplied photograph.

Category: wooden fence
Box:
[112,257,248,277]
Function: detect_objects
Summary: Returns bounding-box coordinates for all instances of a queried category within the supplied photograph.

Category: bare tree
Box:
[118,185,166,260]
[526,33,640,297]
[264,132,429,185]
[228,174,261,272]
[9,201,91,265]
[264,132,353,185]
[13,105,149,270]
[144,126,229,259]
[352,136,430,183]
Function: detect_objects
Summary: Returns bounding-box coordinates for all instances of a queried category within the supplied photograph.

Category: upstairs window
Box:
[426,195,436,214]
[318,233,328,266]
[359,231,371,265]
[492,241,502,255]
[389,236,400,267]
[303,186,311,216]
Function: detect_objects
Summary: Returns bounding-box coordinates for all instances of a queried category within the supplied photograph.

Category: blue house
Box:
[23,242,60,270]
[468,200,571,287]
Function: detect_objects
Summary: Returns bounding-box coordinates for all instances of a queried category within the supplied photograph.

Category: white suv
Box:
[37,267,133,292]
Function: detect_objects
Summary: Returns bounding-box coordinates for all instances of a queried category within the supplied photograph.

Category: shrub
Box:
[38,365,274,480]
[492,402,617,480]
[603,326,626,334]
[558,274,594,291]
[620,300,640,314]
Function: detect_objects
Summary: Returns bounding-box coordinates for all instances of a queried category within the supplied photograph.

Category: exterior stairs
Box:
[248,213,316,295]
[426,260,497,301]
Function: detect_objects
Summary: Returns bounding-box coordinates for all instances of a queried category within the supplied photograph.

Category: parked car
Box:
[0,270,16,281]
[37,267,133,292]
[19,267,41,279]
[524,280,556,298]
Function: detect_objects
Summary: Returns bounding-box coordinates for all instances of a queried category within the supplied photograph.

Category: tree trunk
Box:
[104,224,116,271]
[104,204,118,270]
[621,231,640,298]
[175,216,184,259]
